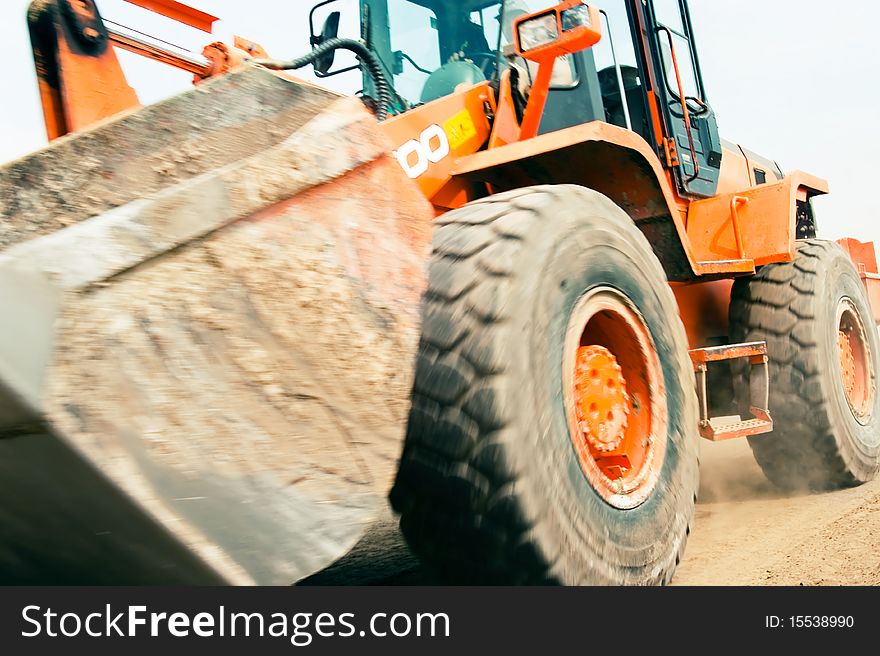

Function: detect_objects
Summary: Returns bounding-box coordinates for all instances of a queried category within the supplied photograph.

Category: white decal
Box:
[393,124,450,179]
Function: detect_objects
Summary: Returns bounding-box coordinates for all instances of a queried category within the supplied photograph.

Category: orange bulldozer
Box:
[2,0,878,585]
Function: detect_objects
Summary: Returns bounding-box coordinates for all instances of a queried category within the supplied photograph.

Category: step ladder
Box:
[688,342,774,441]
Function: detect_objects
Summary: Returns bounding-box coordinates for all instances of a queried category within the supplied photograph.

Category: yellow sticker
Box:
[444,110,478,151]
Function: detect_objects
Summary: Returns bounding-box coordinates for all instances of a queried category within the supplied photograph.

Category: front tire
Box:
[390,185,700,585]
[730,239,880,490]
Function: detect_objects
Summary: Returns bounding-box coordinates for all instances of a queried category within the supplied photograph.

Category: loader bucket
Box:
[0,67,433,584]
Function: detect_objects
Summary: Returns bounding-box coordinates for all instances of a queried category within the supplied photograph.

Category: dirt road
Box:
[674,438,880,585]
[304,438,880,586]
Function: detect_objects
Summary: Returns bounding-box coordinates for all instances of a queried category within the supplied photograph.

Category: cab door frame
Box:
[633,0,723,198]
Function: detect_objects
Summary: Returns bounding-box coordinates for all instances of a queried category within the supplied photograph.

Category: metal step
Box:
[704,413,774,441]
[694,259,756,277]
[689,342,774,441]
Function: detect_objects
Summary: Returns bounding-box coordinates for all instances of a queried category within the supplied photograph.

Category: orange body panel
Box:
[687,171,829,267]
[673,280,734,349]
[456,120,761,277]
[123,0,217,33]
[518,56,557,141]
[454,118,681,220]
[716,145,758,196]
[838,238,880,275]
[380,83,494,209]
[29,1,140,140]
[838,238,880,324]
[51,50,139,138]
[487,70,521,150]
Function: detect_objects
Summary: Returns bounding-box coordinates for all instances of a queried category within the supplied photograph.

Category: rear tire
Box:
[390,185,700,585]
[730,239,880,490]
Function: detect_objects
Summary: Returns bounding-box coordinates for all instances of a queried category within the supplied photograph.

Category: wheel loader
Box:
[1,0,878,585]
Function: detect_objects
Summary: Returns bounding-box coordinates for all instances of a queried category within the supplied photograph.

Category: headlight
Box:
[517,12,559,52]
[561,4,592,31]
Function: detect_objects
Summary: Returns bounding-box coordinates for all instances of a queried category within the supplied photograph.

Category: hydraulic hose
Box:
[251,38,391,121]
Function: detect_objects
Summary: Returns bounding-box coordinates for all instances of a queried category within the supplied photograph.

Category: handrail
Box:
[599,9,632,131]
[730,196,749,259]
[656,25,700,182]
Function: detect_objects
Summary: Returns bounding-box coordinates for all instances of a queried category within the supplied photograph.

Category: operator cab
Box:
[311,1,641,135]
[413,1,651,142]
[310,0,722,198]
[378,0,585,110]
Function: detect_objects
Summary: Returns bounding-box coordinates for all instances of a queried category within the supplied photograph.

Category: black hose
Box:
[399,51,432,75]
[251,38,391,121]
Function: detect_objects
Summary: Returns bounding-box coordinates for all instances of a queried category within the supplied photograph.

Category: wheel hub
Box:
[837,298,874,421]
[838,330,858,401]
[573,345,630,453]
[563,287,668,510]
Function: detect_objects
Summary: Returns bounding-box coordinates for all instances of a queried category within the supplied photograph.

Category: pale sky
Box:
[1,1,878,243]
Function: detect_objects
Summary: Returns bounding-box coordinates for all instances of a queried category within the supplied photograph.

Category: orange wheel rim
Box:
[563,288,667,510]
[837,298,875,423]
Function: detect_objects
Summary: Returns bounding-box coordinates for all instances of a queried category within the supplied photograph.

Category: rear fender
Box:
[838,238,880,325]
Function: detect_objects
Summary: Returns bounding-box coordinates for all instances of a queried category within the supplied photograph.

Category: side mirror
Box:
[392,51,405,76]
[312,11,341,75]
[514,0,602,64]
